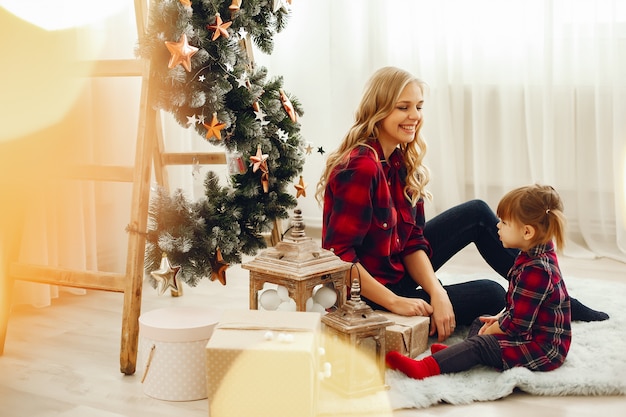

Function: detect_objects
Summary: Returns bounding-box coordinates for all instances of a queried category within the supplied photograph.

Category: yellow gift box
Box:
[376,311,430,358]
[206,309,322,417]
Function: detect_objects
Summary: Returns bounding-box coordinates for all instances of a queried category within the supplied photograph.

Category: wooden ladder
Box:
[0,0,282,375]
[0,0,173,375]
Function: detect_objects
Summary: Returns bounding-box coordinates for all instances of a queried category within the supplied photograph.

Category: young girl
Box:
[386,184,572,379]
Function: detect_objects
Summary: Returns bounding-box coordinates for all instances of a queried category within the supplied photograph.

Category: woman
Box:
[315,66,607,342]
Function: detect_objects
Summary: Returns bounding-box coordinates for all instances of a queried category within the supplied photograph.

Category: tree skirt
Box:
[319,274,626,414]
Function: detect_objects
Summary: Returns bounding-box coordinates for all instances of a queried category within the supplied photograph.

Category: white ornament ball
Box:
[313,286,337,309]
[277,298,297,311]
[309,302,326,314]
[277,285,290,301]
[259,289,281,310]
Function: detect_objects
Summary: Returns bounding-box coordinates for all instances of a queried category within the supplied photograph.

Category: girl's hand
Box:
[477,315,500,335]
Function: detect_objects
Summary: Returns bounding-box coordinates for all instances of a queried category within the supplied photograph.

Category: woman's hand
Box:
[428,290,456,342]
[388,296,433,317]
[402,250,457,342]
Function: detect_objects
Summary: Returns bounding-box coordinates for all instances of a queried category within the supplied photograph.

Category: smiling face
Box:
[377,81,424,158]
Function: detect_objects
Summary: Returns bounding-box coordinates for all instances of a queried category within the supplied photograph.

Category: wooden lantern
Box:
[243,209,351,312]
[321,270,393,396]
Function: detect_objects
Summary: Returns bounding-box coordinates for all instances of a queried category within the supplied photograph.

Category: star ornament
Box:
[236,72,248,88]
[276,128,289,142]
[229,0,242,11]
[151,253,181,296]
[250,144,269,173]
[165,33,198,72]
[207,13,233,41]
[295,176,307,198]
[253,108,270,126]
[203,113,226,140]
[210,248,229,286]
[186,114,198,127]
[279,89,297,122]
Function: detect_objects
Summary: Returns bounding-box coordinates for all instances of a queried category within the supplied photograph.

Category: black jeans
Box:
[433,318,503,373]
[425,199,518,277]
[365,200,511,325]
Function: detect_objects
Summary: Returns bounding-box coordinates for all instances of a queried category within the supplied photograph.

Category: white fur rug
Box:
[386,273,626,409]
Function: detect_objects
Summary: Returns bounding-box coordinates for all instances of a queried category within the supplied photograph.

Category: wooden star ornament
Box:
[207,13,233,41]
[151,253,181,296]
[250,144,269,173]
[279,89,297,122]
[210,248,229,286]
[165,33,198,72]
[229,0,242,11]
[203,113,226,140]
[295,176,307,198]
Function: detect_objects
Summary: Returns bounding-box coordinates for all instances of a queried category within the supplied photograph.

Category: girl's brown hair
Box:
[315,66,431,206]
[496,184,566,250]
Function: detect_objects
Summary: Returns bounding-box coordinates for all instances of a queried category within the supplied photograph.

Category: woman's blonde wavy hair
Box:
[315,66,431,206]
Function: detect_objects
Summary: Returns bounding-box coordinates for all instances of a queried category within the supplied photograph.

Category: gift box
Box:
[376,311,429,358]
[138,307,221,401]
[206,309,322,417]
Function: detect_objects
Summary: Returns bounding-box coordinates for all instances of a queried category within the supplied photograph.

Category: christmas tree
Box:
[136,0,305,288]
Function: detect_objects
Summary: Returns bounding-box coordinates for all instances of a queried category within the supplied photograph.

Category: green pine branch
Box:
[137,0,304,287]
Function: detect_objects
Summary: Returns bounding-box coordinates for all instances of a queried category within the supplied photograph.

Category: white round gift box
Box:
[138,307,221,401]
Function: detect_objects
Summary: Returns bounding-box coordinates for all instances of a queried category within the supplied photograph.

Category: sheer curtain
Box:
[9,0,623,311]
[4,3,141,307]
[256,0,626,262]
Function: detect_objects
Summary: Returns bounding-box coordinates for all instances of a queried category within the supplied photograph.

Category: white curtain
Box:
[255,0,626,262]
[7,0,624,309]
[4,3,141,307]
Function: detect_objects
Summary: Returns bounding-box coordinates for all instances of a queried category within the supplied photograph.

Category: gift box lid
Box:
[207,309,321,350]
[139,307,222,342]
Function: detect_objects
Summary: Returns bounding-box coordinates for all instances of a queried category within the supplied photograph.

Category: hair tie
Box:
[545,208,551,214]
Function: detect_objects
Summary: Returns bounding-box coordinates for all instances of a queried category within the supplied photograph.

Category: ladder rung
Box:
[161,152,227,165]
[10,263,126,293]
[75,59,144,78]
[61,165,135,182]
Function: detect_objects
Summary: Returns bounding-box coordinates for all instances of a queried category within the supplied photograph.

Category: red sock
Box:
[385,351,441,380]
[430,343,448,354]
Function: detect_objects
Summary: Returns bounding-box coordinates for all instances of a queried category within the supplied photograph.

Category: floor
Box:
[1,245,624,417]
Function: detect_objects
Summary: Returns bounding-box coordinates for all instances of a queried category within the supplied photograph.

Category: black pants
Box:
[433,318,503,373]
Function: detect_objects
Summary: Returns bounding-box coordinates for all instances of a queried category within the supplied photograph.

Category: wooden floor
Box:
[1,246,624,417]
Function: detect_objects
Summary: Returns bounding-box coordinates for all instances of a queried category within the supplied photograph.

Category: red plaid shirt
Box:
[321,140,431,286]
[495,242,572,371]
